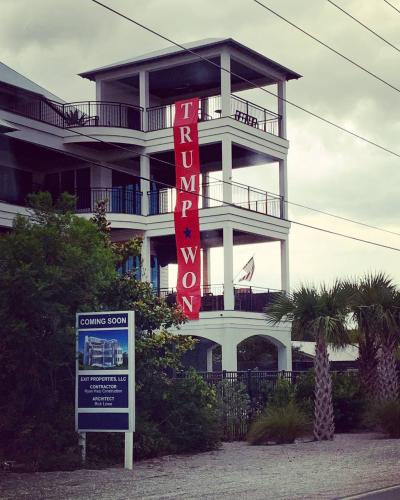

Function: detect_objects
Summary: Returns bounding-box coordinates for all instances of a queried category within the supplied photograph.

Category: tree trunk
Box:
[377,337,399,401]
[313,337,334,441]
[358,336,379,399]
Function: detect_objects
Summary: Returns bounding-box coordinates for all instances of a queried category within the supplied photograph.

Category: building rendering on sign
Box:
[83,336,123,368]
[0,38,301,371]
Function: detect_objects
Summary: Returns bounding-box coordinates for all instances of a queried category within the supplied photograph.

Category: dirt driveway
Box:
[1,433,399,499]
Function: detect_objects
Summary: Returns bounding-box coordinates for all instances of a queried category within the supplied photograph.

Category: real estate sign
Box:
[75,311,135,433]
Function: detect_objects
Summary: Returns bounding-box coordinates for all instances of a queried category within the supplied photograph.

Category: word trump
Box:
[173,99,201,319]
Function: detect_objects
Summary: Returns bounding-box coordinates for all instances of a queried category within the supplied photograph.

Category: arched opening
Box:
[180,336,221,372]
[237,335,278,371]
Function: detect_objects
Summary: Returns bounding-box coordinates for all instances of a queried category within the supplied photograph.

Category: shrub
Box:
[217,380,250,441]
[294,371,366,432]
[332,372,365,432]
[161,371,221,453]
[247,402,310,445]
[365,399,400,438]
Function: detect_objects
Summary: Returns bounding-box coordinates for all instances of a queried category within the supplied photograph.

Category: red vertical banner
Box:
[173,98,201,320]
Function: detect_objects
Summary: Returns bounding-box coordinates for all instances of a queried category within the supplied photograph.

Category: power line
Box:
[65,125,400,240]
[253,0,400,94]
[66,126,400,240]
[208,175,400,238]
[58,125,400,253]
[88,0,400,159]
[327,0,400,54]
[383,0,400,15]
[291,220,400,252]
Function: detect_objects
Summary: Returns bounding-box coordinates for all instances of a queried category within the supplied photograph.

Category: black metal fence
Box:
[147,94,281,136]
[148,181,283,219]
[2,98,143,131]
[75,188,142,214]
[176,370,306,440]
[159,285,283,313]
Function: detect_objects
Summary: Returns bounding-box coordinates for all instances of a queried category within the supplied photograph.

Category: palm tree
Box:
[265,282,350,441]
[349,273,399,401]
[375,289,400,401]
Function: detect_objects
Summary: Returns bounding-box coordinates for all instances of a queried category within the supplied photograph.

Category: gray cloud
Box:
[1,0,399,285]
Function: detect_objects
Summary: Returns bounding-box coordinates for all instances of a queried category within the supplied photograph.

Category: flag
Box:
[238,257,255,282]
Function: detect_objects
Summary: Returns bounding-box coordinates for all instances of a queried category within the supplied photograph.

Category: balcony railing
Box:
[148,181,283,218]
[2,98,143,131]
[3,95,279,135]
[75,188,142,214]
[159,284,283,313]
[147,94,281,136]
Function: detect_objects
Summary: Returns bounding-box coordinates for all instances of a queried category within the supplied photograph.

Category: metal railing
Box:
[148,180,283,218]
[147,94,281,136]
[234,285,283,313]
[230,95,280,136]
[159,284,225,312]
[147,95,221,131]
[158,284,283,313]
[75,188,142,214]
[1,98,143,131]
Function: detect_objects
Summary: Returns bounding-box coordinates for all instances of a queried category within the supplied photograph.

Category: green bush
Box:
[162,372,221,453]
[217,380,250,441]
[247,402,310,445]
[365,400,400,438]
[332,372,365,432]
[293,371,366,432]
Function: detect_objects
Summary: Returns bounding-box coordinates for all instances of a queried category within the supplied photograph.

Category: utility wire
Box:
[58,125,400,253]
[88,0,400,159]
[65,126,400,239]
[383,0,400,15]
[253,0,400,93]
[207,174,400,238]
[327,0,400,54]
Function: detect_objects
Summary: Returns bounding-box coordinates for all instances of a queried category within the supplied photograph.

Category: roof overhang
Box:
[79,38,301,82]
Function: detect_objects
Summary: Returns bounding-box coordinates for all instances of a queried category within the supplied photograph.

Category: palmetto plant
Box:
[265,282,350,441]
[349,273,399,401]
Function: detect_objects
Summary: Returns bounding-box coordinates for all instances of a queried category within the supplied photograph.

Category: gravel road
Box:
[1,433,399,500]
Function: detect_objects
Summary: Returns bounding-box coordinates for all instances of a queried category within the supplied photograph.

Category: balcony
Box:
[75,187,142,215]
[2,98,143,131]
[1,94,280,136]
[148,181,283,218]
[147,95,281,136]
[159,284,283,313]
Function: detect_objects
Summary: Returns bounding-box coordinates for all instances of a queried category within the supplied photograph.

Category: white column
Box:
[139,70,149,131]
[278,342,292,371]
[221,340,237,371]
[206,345,217,372]
[223,225,234,310]
[140,154,150,216]
[222,137,232,204]
[278,80,286,139]
[220,51,231,118]
[141,235,151,282]
[279,158,288,219]
[202,247,211,291]
[280,238,290,292]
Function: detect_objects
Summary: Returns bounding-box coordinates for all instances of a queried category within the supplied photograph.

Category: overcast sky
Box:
[2,0,400,289]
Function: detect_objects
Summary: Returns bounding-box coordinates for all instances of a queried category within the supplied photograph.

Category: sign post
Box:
[75,311,135,469]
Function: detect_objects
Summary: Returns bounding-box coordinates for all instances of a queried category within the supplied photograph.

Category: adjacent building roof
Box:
[80,38,301,81]
[292,341,359,362]
[0,61,64,102]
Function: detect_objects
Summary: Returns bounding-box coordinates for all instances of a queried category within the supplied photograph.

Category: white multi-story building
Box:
[83,336,123,368]
[0,38,300,372]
